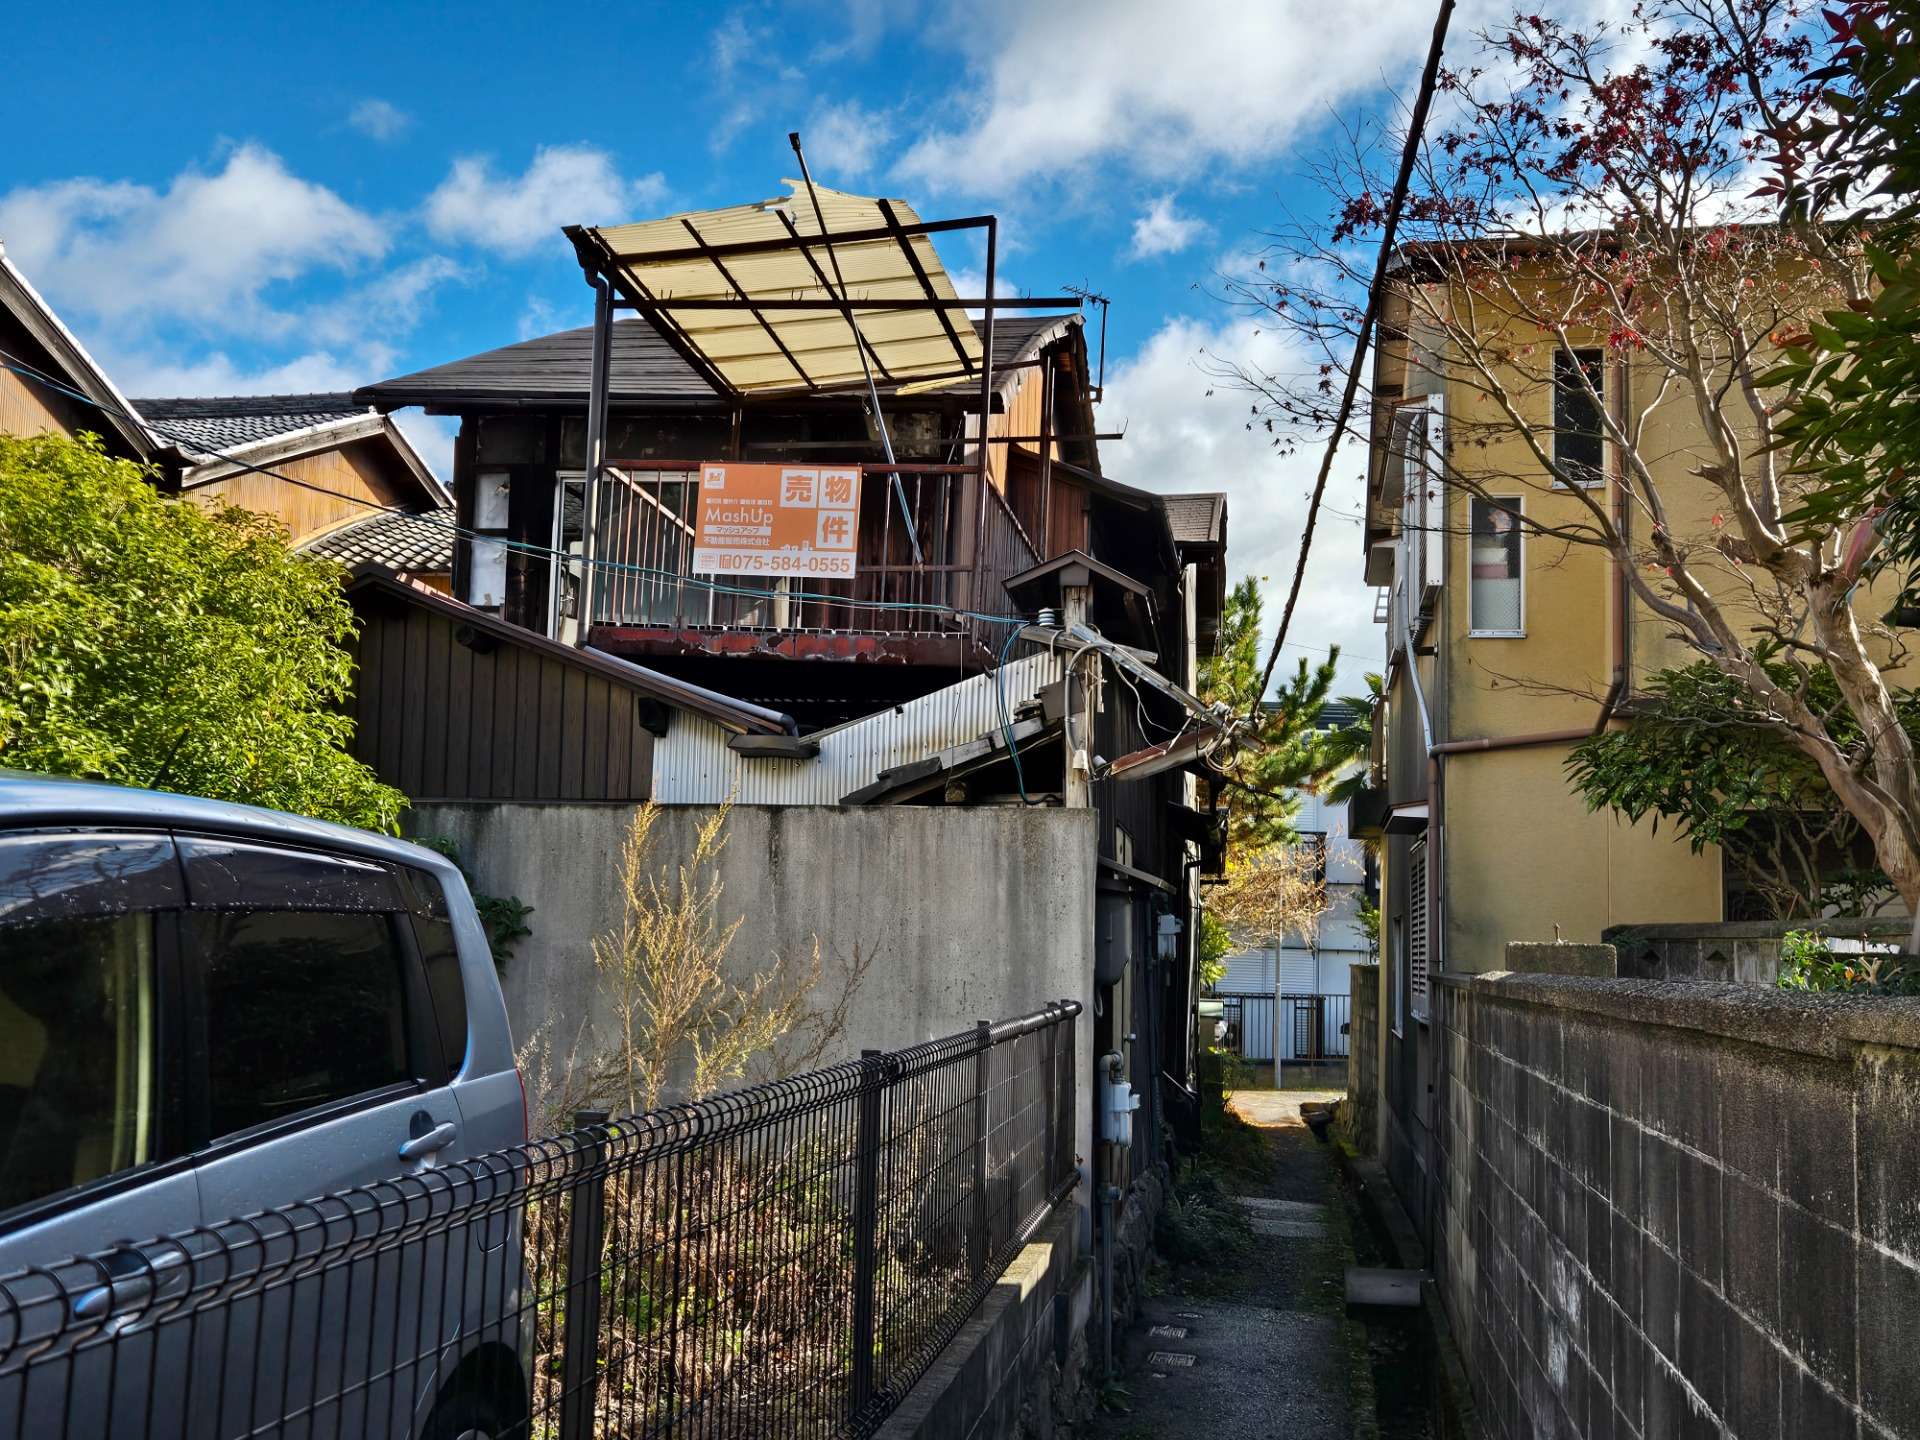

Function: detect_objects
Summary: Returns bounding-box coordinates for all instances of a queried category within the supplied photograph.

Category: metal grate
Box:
[1408,840,1429,1021]
[0,1004,1080,1439]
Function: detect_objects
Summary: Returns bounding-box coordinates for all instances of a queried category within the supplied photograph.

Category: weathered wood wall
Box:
[347,596,653,802]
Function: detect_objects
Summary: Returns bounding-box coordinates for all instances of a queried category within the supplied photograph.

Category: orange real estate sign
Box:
[691,463,862,578]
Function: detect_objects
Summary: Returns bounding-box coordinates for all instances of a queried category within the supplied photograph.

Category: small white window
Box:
[1469,497,1523,635]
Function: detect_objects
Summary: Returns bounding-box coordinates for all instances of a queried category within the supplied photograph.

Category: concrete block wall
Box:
[1342,962,1380,1155]
[1603,918,1912,986]
[1434,974,1920,1438]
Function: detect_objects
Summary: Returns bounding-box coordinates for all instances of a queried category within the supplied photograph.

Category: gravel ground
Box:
[1087,1089,1356,1440]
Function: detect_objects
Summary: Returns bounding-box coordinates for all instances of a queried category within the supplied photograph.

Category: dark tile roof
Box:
[1161,491,1227,546]
[303,507,456,574]
[133,393,365,459]
[354,314,1071,412]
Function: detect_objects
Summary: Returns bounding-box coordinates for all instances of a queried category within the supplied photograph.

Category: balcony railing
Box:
[587,465,1039,655]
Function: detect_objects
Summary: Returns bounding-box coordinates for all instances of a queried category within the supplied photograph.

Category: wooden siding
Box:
[191,441,414,546]
[0,363,88,440]
[347,598,653,802]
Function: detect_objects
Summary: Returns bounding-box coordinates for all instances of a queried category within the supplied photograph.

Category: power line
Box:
[0,349,1034,628]
[1248,0,1456,720]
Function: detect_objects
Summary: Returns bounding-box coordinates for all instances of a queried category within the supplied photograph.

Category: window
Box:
[0,914,158,1212]
[1408,841,1429,1023]
[1553,348,1605,487]
[1469,497,1524,634]
[467,471,511,609]
[403,869,470,1083]
[194,912,411,1140]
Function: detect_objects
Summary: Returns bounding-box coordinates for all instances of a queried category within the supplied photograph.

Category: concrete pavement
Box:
[1088,1089,1356,1440]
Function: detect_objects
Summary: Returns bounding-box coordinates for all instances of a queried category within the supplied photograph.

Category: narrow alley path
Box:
[1089,1088,1358,1440]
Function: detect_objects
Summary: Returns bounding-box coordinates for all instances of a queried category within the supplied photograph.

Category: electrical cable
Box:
[994,624,1045,805]
[0,349,1035,629]
[1247,0,1457,722]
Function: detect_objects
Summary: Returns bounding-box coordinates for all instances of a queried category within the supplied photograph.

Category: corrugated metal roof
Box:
[651,646,1067,805]
[302,507,456,573]
[135,393,365,458]
[577,182,982,396]
[355,314,1064,412]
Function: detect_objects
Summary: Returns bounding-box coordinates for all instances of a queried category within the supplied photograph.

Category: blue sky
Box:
[0,0,1508,689]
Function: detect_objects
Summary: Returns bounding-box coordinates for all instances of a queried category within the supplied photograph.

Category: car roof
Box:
[0,771,448,874]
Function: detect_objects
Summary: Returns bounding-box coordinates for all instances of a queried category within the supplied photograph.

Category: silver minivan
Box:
[0,773,530,1438]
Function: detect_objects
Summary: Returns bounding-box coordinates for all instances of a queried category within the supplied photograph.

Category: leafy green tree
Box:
[0,432,403,830]
[1198,576,1347,850]
[1196,910,1232,990]
[1767,3,1920,616]
[1567,657,1915,919]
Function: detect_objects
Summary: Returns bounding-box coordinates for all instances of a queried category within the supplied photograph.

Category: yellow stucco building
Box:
[1349,244,1913,1187]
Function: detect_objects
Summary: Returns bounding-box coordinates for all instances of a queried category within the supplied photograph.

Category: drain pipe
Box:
[1101,1180,1119,1376]
[1097,1049,1130,1378]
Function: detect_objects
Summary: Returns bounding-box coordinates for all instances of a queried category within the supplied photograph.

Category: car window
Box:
[192,911,412,1140]
[0,913,159,1212]
[402,869,469,1083]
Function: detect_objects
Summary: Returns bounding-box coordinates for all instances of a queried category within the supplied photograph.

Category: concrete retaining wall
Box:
[877,1203,1093,1440]
[410,801,1097,1183]
[1434,973,1920,1437]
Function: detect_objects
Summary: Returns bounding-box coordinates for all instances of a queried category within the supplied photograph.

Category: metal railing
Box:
[0,1003,1080,1440]
[1216,992,1352,1064]
[589,465,1037,651]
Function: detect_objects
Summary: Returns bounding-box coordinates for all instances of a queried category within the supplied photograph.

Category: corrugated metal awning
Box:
[568,182,983,397]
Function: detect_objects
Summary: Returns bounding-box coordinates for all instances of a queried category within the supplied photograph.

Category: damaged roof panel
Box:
[572,182,986,395]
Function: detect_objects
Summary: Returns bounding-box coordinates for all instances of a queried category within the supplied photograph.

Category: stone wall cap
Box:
[1440,971,1920,1060]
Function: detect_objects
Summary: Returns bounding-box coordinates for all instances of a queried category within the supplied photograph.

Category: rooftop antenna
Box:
[788,130,922,563]
[1063,283,1110,401]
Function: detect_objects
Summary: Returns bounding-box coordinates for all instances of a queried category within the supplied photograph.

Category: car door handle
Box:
[397,1121,459,1163]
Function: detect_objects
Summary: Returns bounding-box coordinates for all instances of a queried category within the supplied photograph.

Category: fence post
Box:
[851,1051,886,1423]
[558,1109,610,1440]
[1042,1007,1058,1188]
[971,1019,991,1278]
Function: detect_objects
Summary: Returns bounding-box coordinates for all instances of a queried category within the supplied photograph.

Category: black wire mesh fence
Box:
[0,1002,1080,1440]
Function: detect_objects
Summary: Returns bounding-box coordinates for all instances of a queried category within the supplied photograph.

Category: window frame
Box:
[175,838,442,1159]
[1552,347,1607,489]
[1467,494,1526,638]
[0,832,193,1234]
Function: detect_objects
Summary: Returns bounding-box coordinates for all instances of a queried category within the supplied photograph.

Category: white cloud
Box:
[1095,315,1381,692]
[802,100,894,181]
[895,0,1449,195]
[1127,195,1206,260]
[704,12,809,155]
[0,143,389,335]
[307,255,465,349]
[346,98,411,143]
[424,146,668,257]
[110,346,378,398]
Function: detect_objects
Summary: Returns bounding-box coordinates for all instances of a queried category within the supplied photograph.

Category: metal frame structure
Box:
[561,160,1082,647]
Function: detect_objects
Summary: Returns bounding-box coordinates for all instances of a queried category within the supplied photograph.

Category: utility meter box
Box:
[1101,1061,1142,1145]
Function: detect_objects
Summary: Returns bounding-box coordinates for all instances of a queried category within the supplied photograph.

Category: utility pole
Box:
[1063,580,1095,809]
